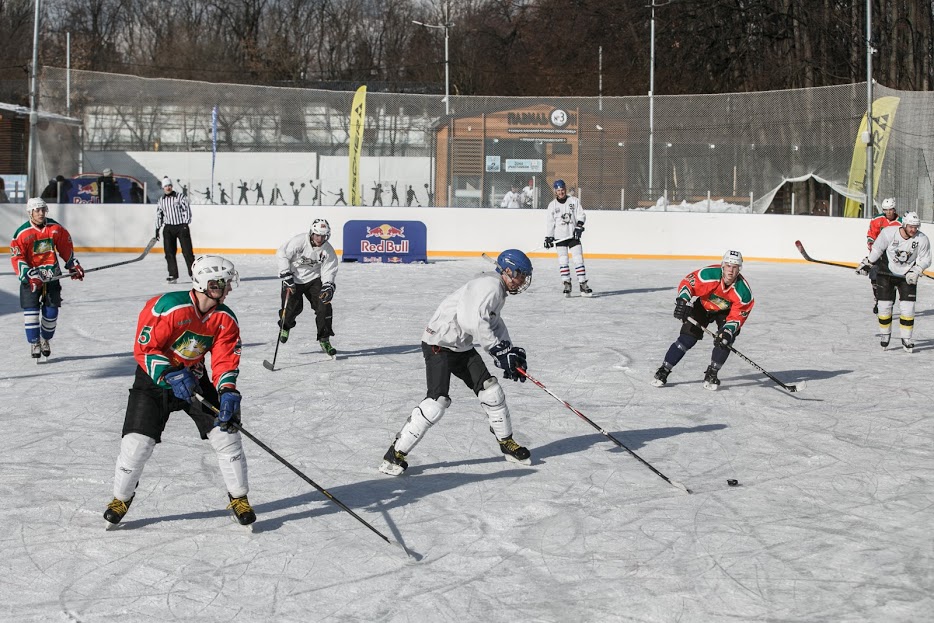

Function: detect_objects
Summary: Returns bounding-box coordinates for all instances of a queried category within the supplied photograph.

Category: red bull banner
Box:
[342,220,427,263]
[67,173,144,204]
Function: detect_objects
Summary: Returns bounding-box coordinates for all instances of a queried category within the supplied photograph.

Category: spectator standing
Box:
[155,176,195,284]
[97,168,123,203]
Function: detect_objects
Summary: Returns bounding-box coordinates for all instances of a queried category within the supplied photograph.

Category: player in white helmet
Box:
[857,211,932,352]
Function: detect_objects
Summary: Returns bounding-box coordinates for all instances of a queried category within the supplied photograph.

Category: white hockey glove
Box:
[905,266,923,285]
[855,257,872,276]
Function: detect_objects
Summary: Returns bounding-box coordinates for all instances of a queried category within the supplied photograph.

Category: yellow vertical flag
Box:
[844,96,900,217]
[348,86,367,206]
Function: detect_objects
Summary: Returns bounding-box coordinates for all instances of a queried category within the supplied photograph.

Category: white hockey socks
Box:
[395,397,450,454]
[113,432,156,501]
[877,300,894,337]
[209,428,249,498]
[479,377,512,440]
[569,244,587,282]
[899,300,916,339]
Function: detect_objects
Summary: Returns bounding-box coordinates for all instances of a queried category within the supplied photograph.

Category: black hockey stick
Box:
[518,368,692,494]
[45,236,159,282]
[263,288,291,371]
[686,317,805,393]
[794,240,856,270]
[193,393,418,560]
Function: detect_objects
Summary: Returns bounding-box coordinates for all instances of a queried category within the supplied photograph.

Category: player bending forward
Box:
[857,211,932,352]
[653,250,755,390]
[380,249,535,475]
[103,255,255,528]
[10,197,85,360]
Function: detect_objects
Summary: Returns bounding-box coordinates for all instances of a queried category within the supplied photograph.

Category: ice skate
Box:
[278,328,289,344]
[902,339,914,353]
[579,280,593,297]
[30,341,41,360]
[104,494,134,528]
[166,276,177,284]
[872,302,878,315]
[880,334,891,349]
[652,365,670,387]
[562,281,572,298]
[495,434,531,466]
[319,339,337,358]
[227,493,256,527]
[39,338,51,358]
[379,442,408,476]
[703,365,721,391]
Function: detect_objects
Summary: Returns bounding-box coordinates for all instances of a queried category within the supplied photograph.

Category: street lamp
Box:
[26,0,41,198]
[413,1,453,115]
[648,0,674,202]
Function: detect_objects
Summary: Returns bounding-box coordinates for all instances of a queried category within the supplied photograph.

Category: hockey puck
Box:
[727,479,739,487]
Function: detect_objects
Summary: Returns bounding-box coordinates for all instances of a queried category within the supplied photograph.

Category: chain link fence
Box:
[34,68,934,219]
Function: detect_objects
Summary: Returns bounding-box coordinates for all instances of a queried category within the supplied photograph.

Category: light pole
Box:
[413,0,452,115]
[864,0,874,218]
[26,0,41,198]
[648,1,674,202]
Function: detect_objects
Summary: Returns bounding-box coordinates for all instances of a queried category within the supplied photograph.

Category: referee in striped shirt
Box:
[155,177,195,284]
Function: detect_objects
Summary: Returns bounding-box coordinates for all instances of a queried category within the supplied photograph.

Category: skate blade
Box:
[104,520,123,531]
[580,292,594,298]
[379,460,405,476]
[651,379,666,387]
[503,454,532,466]
[703,381,719,391]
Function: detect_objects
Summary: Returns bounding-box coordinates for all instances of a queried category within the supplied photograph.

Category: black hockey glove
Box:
[673,297,691,320]
[216,388,241,432]
[154,228,160,242]
[855,257,872,276]
[491,341,527,382]
[715,329,735,348]
[573,221,585,239]
[319,282,335,303]
[279,271,296,292]
[544,236,555,249]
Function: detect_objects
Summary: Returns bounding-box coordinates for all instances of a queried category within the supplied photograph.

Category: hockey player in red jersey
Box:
[652,250,755,390]
[865,197,901,314]
[103,255,256,528]
[9,197,84,360]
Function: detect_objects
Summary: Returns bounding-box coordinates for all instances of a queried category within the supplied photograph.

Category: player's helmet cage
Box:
[310,218,331,242]
[553,179,566,191]
[191,255,240,294]
[902,212,921,227]
[496,249,533,294]
[722,250,744,267]
[881,197,897,212]
[26,197,48,214]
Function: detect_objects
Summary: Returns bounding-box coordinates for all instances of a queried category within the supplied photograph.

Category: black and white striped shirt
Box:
[155,191,191,227]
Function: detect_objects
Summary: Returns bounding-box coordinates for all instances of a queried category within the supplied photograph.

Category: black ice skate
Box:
[104,494,134,528]
[703,365,721,391]
[562,281,572,298]
[319,339,337,358]
[902,339,914,353]
[30,342,41,360]
[880,334,891,349]
[379,442,408,476]
[227,493,256,526]
[494,433,532,465]
[166,276,177,284]
[39,338,51,358]
[872,302,878,315]
[652,365,671,387]
[579,280,593,297]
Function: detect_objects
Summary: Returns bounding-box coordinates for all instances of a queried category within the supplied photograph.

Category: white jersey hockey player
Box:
[544,179,592,297]
[857,211,932,352]
[500,184,523,209]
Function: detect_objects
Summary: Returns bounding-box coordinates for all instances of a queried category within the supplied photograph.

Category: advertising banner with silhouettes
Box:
[342,220,427,263]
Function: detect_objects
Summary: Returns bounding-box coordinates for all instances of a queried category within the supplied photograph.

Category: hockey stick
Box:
[686,316,805,393]
[263,288,291,371]
[517,368,692,494]
[45,236,160,282]
[193,393,418,560]
[794,240,856,270]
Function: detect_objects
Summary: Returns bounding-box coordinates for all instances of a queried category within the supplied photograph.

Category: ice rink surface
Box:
[1,252,931,622]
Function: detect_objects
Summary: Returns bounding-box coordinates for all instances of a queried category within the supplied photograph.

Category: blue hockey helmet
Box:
[553,179,566,191]
[496,249,533,294]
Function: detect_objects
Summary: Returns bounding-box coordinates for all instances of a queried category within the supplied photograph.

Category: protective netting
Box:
[35,67,934,218]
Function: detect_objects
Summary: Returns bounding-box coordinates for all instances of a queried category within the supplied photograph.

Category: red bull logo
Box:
[365,224,406,240]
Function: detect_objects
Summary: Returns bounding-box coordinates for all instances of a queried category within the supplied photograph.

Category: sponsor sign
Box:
[342,220,427,263]
[67,173,143,204]
[505,159,543,173]
[485,156,501,172]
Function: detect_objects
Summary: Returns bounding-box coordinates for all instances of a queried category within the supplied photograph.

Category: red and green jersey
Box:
[866,214,901,250]
[9,218,76,282]
[677,265,755,335]
[134,290,241,391]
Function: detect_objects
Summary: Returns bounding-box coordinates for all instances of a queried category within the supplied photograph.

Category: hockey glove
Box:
[673,297,691,320]
[905,266,923,286]
[855,257,872,276]
[65,258,84,281]
[491,341,527,382]
[279,271,296,292]
[715,329,735,348]
[154,228,161,242]
[26,268,44,293]
[319,282,335,303]
[573,221,585,239]
[216,389,242,432]
[544,236,555,249]
[164,368,198,403]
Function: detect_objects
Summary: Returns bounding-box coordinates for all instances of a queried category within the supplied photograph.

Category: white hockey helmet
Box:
[722,250,743,267]
[26,197,48,214]
[309,218,331,241]
[191,255,239,293]
[881,197,897,212]
[902,212,921,227]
